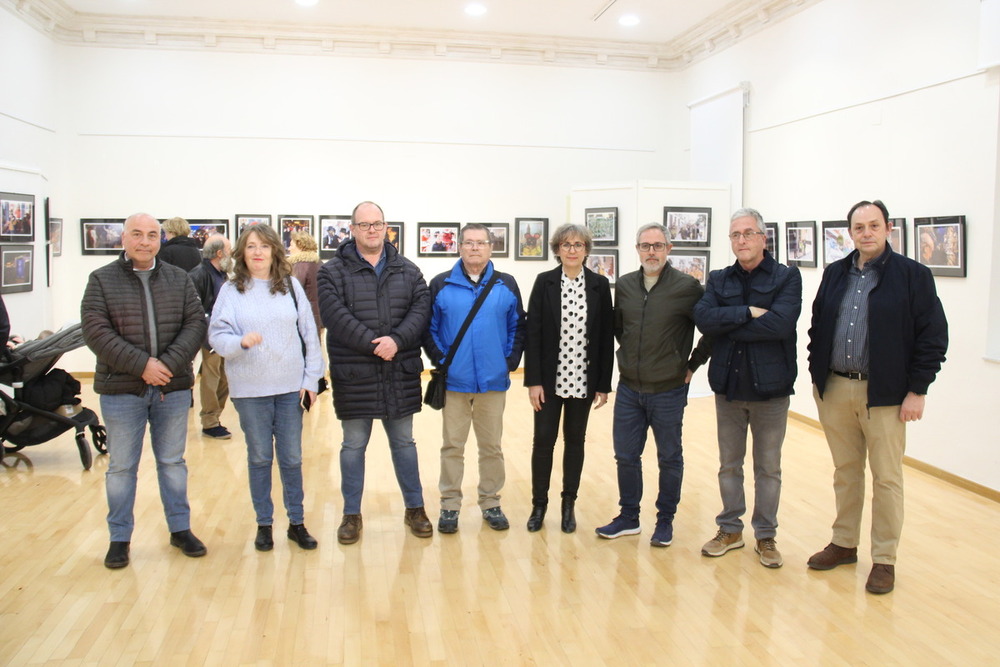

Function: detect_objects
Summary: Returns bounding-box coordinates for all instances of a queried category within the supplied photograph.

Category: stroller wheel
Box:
[75,432,93,470]
[91,424,107,454]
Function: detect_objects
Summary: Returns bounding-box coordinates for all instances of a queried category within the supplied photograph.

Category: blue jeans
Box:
[714,395,788,539]
[233,392,305,526]
[612,383,689,522]
[340,416,424,514]
[101,387,192,542]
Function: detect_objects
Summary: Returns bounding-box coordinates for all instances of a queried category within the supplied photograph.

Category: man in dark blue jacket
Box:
[425,224,525,534]
[694,208,801,569]
[806,199,948,594]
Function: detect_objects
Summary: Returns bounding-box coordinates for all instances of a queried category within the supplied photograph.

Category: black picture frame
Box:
[1,245,33,294]
[418,223,461,257]
[81,219,125,255]
[914,216,966,277]
[585,207,618,247]
[278,215,314,251]
[319,215,352,259]
[888,218,908,256]
[188,220,228,248]
[669,249,710,286]
[822,220,853,267]
[663,206,711,247]
[764,222,779,262]
[386,222,404,255]
[480,223,510,258]
[785,221,817,268]
[1,192,35,244]
[235,214,271,238]
[585,249,618,287]
[515,217,548,261]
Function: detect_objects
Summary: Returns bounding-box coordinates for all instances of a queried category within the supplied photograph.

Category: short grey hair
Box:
[635,222,670,245]
[730,208,765,233]
[202,235,227,259]
[550,223,592,257]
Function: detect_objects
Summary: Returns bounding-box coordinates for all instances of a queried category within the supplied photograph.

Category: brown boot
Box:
[337,514,363,545]
[807,543,858,570]
[404,507,433,538]
[866,564,895,594]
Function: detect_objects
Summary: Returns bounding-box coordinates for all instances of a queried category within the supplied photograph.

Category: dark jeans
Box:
[530,394,593,506]
[612,382,689,522]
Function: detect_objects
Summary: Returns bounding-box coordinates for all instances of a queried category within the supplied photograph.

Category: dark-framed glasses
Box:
[637,242,668,252]
[559,242,586,252]
[354,221,386,231]
[729,231,764,241]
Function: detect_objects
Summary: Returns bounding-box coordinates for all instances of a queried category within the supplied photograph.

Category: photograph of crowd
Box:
[1,193,34,243]
[663,206,711,246]
[418,224,459,257]
[81,219,125,255]
[669,250,709,286]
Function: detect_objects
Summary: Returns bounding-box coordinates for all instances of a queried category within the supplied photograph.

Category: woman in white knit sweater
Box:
[208,224,325,552]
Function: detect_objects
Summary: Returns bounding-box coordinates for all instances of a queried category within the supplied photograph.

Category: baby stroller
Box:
[0,324,107,470]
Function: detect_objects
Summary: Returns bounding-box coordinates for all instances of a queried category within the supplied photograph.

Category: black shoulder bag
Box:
[287,278,328,409]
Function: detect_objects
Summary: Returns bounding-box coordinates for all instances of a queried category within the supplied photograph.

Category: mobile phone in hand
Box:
[301,392,312,411]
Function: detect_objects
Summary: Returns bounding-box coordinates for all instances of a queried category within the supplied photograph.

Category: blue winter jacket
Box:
[425,260,526,393]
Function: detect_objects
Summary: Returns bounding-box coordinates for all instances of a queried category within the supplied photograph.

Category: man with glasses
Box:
[425,223,526,533]
[317,200,434,545]
[596,223,711,546]
[693,208,802,568]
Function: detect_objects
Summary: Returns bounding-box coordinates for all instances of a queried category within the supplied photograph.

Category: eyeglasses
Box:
[637,242,668,252]
[729,231,764,241]
[461,240,491,249]
[353,221,386,231]
[559,242,586,252]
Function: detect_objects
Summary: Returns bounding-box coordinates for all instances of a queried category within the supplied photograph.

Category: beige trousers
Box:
[199,349,229,430]
[439,390,507,512]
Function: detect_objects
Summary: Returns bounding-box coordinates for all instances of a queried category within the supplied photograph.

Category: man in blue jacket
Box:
[693,208,801,569]
[807,199,948,594]
[426,224,526,533]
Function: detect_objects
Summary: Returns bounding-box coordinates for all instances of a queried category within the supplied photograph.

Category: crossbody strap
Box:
[440,271,500,371]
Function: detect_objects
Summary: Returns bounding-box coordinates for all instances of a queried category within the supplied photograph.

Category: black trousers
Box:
[530,394,593,506]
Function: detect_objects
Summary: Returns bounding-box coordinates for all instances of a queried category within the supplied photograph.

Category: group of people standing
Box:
[80,198,947,596]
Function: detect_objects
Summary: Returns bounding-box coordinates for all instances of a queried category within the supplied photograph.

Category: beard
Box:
[220,256,235,275]
[640,256,665,274]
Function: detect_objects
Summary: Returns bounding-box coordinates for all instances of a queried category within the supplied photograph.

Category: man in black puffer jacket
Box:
[317,201,433,546]
[81,212,207,570]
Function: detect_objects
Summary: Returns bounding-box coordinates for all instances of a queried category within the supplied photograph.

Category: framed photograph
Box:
[822,220,854,267]
[915,216,966,277]
[585,249,618,287]
[669,249,710,286]
[48,217,63,257]
[418,223,460,257]
[319,215,352,259]
[1,245,33,294]
[81,219,125,255]
[481,223,510,258]
[663,206,711,247]
[386,222,404,255]
[888,218,907,256]
[1,192,35,244]
[585,207,618,247]
[785,221,817,268]
[764,222,779,262]
[235,214,271,237]
[515,217,548,261]
[187,220,228,248]
[278,215,314,251]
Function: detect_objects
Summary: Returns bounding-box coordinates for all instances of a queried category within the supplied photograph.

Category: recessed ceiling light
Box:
[465,3,487,17]
[296,0,319,7]
[619,14,640,27]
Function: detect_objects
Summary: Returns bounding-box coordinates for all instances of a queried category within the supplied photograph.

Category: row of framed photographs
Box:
[582,206,715,248]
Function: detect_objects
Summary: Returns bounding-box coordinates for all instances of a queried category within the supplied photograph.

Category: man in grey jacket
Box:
[81,212,207,569]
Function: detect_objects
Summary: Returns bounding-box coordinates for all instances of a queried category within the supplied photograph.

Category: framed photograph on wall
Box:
[822,220,854,267]
[764,222,779,262]
[515,217,548,261]
[319,215,352,259]
[785,221,817,268]
[585,207,618,246]
[1,245,33,294]
[663,206,711,247]
[1,192,35,244]
[914,216,966,277]
[418,223,460,257]
[188,220,228,248]
[669,249,710,286]
[48,218,63,257]
[480,223,510,258]
[585,249,618,287]
[235,214,271,237]
[386,222,404,255]
[81,219,125,255]
[278,215,314,251]
[888,218,907,256]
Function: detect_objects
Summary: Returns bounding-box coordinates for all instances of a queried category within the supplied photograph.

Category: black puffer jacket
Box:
[317,240,430,420]
[158,236,202,271]
[81,253,206,395]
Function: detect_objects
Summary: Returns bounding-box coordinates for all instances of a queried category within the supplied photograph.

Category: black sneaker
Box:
[170,529,207,557]
[254,525,274,552]
[288,524,318,550]
[438,510,459,534]
[104,541,130,569]
[482,507,510,531]
[202,425,232,439]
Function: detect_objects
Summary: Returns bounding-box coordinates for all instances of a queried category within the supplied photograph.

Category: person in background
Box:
[288,231,323,338]
[159,217,203,271]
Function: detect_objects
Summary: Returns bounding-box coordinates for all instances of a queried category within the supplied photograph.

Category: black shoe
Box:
[254,525,274,552]
[561,498,577,534]
[526,505,546,532]
[104,541,130,569]
[288,523,318,550]
[169,529,207,557]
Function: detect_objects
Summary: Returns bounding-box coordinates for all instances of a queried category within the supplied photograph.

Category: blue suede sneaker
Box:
[438,510,459,534]
[482,507,510,531]
[595,514,641,539]
[650,521,673,547]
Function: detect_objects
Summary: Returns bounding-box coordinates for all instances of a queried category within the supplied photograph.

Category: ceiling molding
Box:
[3,0,821,72]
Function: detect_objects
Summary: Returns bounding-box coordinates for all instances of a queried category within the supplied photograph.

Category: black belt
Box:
[833,370,869,381]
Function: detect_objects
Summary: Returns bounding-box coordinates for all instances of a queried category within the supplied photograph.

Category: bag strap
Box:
[440,270,500,371]
[286,277,307,360]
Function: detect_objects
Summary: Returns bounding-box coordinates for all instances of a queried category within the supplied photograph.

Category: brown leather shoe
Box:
[866,563,895,594]
[404,507,433,538]
[807,543,858,570]
[337,514,362,545]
